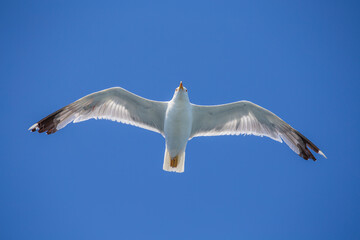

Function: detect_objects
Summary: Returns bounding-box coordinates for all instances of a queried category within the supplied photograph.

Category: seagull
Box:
[29,82,326,173]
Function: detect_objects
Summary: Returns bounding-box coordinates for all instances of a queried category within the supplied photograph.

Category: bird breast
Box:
[164,100,192,156]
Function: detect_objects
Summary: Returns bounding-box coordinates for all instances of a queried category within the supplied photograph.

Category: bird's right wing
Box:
[29,87,168,135]
[191,101,326,160]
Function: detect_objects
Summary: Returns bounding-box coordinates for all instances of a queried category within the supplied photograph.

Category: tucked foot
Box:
[170,156,178,168]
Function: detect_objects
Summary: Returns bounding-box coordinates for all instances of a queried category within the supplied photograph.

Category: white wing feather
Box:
[29,87,168,135]
[191,101,326,160]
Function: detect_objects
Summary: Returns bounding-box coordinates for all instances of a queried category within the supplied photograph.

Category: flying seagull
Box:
[29,82,326,173]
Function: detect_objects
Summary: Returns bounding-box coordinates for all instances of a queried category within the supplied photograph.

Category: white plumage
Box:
[29,82,326,173]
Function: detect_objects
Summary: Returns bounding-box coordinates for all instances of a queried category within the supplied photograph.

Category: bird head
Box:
[173,81,189,100]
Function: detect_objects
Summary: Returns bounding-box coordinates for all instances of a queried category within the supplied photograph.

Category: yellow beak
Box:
[179,81,184,90]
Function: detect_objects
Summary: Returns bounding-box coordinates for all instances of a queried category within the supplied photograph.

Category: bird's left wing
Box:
[191,101,326,160]
[29,87,168,135]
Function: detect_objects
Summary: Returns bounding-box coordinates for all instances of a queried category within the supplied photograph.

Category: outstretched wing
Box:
[29,87,168,135]
[191,101,326,161]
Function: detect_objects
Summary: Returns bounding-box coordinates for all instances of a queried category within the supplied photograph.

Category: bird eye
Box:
[186,89,187,92]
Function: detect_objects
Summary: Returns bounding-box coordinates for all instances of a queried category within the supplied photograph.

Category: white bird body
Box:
[29,82,326,173]
[164,93,192,158]
[163,89,192,172]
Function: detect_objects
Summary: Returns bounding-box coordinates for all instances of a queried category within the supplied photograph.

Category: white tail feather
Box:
[163,148,185,173]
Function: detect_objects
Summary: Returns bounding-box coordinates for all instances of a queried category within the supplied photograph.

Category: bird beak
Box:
[179,81,184,90]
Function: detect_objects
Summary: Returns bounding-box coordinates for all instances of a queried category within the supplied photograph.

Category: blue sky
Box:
[1,0,359,239]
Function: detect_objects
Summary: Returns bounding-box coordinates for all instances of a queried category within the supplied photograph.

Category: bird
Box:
[29,82,326,173]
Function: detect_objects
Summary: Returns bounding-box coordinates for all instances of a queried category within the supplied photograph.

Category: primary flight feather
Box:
[29,82,326,173]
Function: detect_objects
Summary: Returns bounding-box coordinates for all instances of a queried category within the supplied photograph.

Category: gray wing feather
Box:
[191,101,326,160]
[29,87,168,135]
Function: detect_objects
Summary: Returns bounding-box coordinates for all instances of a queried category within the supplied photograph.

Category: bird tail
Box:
[163,148,185,173]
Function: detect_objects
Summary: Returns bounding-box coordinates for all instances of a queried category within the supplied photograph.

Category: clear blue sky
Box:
[1,0,359,239]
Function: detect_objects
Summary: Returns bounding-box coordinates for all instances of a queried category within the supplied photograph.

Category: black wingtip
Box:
[30,107,65,135]
[294,130,324,161]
